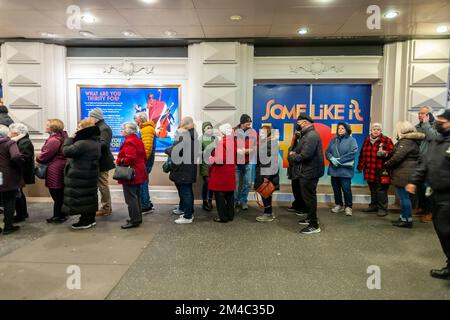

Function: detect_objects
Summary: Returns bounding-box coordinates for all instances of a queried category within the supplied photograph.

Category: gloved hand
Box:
[329,157,340,167]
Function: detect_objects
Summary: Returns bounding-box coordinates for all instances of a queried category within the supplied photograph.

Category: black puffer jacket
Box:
[254,136,280,190]
[384,132,424,187]
[62,126,101,215]
[95,119,115,172]
[410,132,450,199]
[13,134,35,184]
[288,126,325,180]
[0,105,14,127]
[165,128,198,184]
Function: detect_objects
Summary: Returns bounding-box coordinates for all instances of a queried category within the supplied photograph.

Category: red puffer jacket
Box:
[208,135,236,192]
[116,133,147,185]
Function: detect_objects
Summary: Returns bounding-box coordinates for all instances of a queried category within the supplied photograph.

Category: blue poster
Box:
[253,84,371,185]
[79,86,180,153]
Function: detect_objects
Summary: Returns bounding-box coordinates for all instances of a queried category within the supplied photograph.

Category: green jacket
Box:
[199,121,216,177]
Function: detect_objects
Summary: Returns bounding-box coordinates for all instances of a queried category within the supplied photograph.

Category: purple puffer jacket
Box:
[37,131,67,189]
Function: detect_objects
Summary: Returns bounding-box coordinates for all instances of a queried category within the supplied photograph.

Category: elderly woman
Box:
[116,122,147,229]
[36,119,67,224]
[384,121,425,228]
[63,119,101,230]
[9,123,35,223]
[255,124,280,222]
[0,125,24,235]
[165,117,198,224]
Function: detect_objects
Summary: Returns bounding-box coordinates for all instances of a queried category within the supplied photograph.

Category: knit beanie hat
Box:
[88,108,103,120]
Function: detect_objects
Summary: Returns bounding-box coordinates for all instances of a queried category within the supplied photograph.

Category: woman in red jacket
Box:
[116,122,147,229]
[208,124,236,223]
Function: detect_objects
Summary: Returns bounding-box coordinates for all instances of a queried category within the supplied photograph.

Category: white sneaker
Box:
[175,216,193,224]
[172,209,184,215]
[331,205,344,213]
[345,207,353,216]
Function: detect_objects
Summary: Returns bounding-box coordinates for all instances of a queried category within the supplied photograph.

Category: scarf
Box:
[370,135,379,145]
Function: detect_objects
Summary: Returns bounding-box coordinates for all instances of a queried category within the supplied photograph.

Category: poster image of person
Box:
[147,89,166,123]
[157,102,176,139]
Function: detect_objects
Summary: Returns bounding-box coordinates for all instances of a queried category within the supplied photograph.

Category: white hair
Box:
[394,121,416,139]
[0,125,9,137]
[9,123,29,135]
[123,122,138,135]
[371,123,383,130]
[134,112,148,123]
[419,106,432,113]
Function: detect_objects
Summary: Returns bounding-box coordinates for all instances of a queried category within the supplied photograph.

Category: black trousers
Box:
[367,182,389,212]
[202,176,213,201]
[48,188,65,219]
[123,184,142,225]
[215,191,234,222]
[416,182,433,213]
[1,190,17,229]
[432,193,450,266]
[299,178,319,228]
[15,188,28,219]
[291,179,307,212]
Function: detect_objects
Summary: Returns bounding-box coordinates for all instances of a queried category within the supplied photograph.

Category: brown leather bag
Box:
[255,178,276,208]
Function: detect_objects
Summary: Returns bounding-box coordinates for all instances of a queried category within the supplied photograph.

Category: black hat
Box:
[297,114,314,123]
[240,114,252,124]
[437,109,450,121]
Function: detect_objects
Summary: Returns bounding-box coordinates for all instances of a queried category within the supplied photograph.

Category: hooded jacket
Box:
[36,131,68,189]
[384,132,425,187]
[0,105,14,127]
[139,120,156,161]
[199,121,217,177]
[165,127,198,184]
[288,125,325,180]
[326,122,358,179]
[62,126,101,215]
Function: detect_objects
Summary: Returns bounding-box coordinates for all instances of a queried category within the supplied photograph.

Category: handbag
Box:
[255,179,276,208]
[379,169,391,185]
[113,165,135,181]
[35,164,48,179]
[162,157,173,173]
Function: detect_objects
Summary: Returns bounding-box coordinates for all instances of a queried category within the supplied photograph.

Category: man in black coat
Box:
[407,109,450,280]
[288,115,325,235]
[88,108,116,216]
[9,123,35,222]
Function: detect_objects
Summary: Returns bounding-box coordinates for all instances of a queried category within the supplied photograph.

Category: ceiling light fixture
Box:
[436,25,449,33]
[164,30,177,37]
[297,27,308,35]
[230,15,242,21]
[79,30,95,37]
[121,30,136,37]
[384,11,399,19]
[82,14,96,23]
[141,0,158,3]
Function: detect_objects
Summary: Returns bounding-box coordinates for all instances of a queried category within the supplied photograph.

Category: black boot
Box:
[3,225,20,235]
[430,266,450,280]
[362,206,378,213]
[202,200,212,212]
[392,220,413,228]
[208,199,213,210]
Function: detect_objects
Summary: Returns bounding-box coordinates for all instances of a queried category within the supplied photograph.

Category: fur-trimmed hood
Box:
[399,132,425,140]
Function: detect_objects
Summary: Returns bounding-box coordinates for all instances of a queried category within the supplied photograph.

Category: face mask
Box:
[296,124,302,131]
[435,122,446,134]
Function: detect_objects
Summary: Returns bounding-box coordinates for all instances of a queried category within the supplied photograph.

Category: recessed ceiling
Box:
[0,0,448,43]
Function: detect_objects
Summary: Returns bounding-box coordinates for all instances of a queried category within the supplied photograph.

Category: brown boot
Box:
[420,213,432,223]
[96,209,112,216]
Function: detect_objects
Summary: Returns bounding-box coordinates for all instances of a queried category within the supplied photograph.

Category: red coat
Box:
[209,135,236,192]
[357,135,394,183]
[116,134,147,185]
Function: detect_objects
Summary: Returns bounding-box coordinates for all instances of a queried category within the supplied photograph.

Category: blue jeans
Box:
[235,164,251,206]
[396,187,413,222]
[176,183,194,219]
[331,177,353,208]
[140,157,154,209]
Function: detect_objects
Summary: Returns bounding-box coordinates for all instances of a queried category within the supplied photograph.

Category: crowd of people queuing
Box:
[0,103,448,280]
